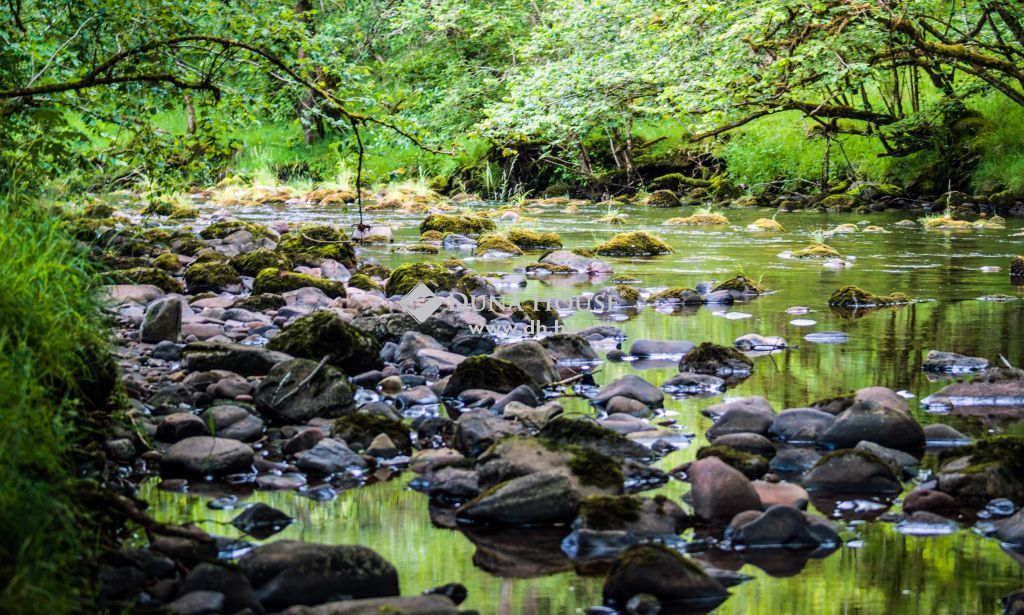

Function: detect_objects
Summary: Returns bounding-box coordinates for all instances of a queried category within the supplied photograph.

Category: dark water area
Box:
[143,201,1024,613]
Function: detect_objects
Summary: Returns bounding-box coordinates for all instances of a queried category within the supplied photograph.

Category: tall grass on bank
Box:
[0,201,114,613]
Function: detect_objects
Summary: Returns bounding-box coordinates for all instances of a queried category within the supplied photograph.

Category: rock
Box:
[575,494,687,535]
[166,590,224,615]
[711,433,775,458]
[105,284,165,305]
[770,408,835,443]
[629,340,695,357]
[200,405,263,442]
[922,350,989,373]
[688,457,761,523]
[282,595,459,614]
[502,400,563,425]
[366,433,400,458]
[539,334,600,362]
[207,373,253,400]
[410,448,464,474]
[734,333,786,351]
[231,503,293,538]
[185,262,243,294]
[593,231,673,257]
[678,342,753,376]
[162,437,254,477]
[156,412,208,443]
[706,403,775,439]
[695,446,769,480]
[903,488,959,514]
[141,296,183,343]
[661,373,725,394]
[817,400,925,452]
[493,340,561,385]
[491,384,540,414]
[442,355,540,398]
[282,428,324,454]
[152,340,185,361]
[182,342,292,377]
[396,331,444,364]
[474,436,623,494]
[592,375,664,408]
[996,509,1024,546]
[538,250,613,274]
[294,438,367,474]
[456,471,580,526]
[923,423,972,446]
[604,396,651,418]
[770,448,821,475]
[253,358,355,424]
[728,505,839,549]
[266,310,382,374]
[415,348,466,376]
[752,481,809,509]
[853,386,908,412]
[602,544,727,610]
[178,563,263,614]
[454,410,525,457]
[539,417,650,459]
[920,367,1024,412]
[855,441,919,478]
[802,449,901,494]
[425,467,480,501]
[702,396,773,421]
[238,541,398,611]
[334,414,412,453]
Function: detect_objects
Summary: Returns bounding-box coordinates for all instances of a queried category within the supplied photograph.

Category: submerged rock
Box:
[802,449,901,494]
[592,232,673,257]
[602,544,727,611]
[922,350,989,373]
[817,399,925,452]
[456,471,580,526]
[727,505,839,549]
[678,342,753,377]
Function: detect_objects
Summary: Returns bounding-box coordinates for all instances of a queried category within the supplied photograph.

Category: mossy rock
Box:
[266,310,382,374]
[922,217,973,230]
[648,287,702,305]
[171,236,207,256]
[333,414,412,454]
[712,274,768,295]
[357,262,391,280]
[524,263,577,275]
[232,293,286,312]
[612,275,640,284]
[230,248,293,277]
[405,243,440,254]
[167,205,199,220]
[253,268,346,298]
[199,220,269,240]
[678,342,753,375]
[817,194,858,211]
[192,249,230,265]
[696,445,769,480]
[384,262,458,296]
[643,190,682,208]
[577,495,643,530]
[792,243,840,259]
[593,231,673,257]
[648,173,712,192]
[663,213,729,226]
[951,435,1024,482]
[138,227,174,243]
[113,267,182,293]
[848,182,902,200]
[442,355,540,397]
[474,234,523,256]
[538,417,649,459]
[827,286,912,308]
[747,218,784,232]
[420,230,445,241]
[141,199,176,216]
[347,273,381,292]
[514,299,561,327]
[277,224,355,267]
[614,285,641,305]
[507,228,563,250]
[154,252,181,272]
[419,213,496,236]
[732,195,762,208]
[566,446,625,490]
[184,261,243,293]
[82,202,115,218]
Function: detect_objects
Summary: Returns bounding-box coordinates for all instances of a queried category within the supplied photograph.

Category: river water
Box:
[142,200,1024,613]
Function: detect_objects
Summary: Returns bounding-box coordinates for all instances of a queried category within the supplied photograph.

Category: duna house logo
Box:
[398,283,446,323]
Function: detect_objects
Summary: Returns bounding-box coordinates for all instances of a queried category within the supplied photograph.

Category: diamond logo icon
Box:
[398,283,445,323]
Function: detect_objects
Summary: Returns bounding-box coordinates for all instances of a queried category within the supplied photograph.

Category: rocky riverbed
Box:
[77,190,1024,614]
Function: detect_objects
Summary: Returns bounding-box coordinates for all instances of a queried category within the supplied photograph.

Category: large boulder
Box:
[238,541,397,611]
[162,437,254,477]
[678,342,753,376]
[538,417,650,459]
[688,457,761,523]
[442,356,539,398]
[182,342,292,377]
[770,408,835,443]
[266,310,382,374]
[817,399,925,452]
[802,449,901,494]
[475,437,624,494]
[254,359,356,424]
[602,544,727,611]
[455,471,580,526]
[141,296,182,343]
[493,340,561,385]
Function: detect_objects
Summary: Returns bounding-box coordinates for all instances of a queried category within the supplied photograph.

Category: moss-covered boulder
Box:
[816,194,858,212]
[167,205,199,220]
[603,544,727,610]
[663,213,730,225]
[141,199,176,216]
[828,286,912,308]
[712,274,768,295]
[746,218,784,232]
[184,261,243,293]
[384,262,458,296]
[233,293,286,312]
[442,355,540,397]
[404,243,440,254]
[507,228,562,250]
[593,231,673,257]
[253,268,346,298]
[82,202,116,218]
[199,220,269,240]
[154,252,181,272]
[792,243,840,259]
[419,213,496,236]
[113,267,182,293]
[678,342,754,376]
[643,190,682,208]
[171,236,207,256]
[648,287,703,305]
[347,273,381,292]
[474,234,523,256]
[419,230,445,241]
[539,417,650,459]
[921,216,973,230]
[513,299,562,327]
[648,173,713,192]
[266,310,382,373]
[334,413,412,454]
[277,224,355,267]
[230,248,293,277]
[192,249,230,265]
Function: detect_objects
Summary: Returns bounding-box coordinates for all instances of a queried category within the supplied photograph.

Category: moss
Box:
[138,227,174,243]
[974,218,1005,229]
[141,199,176,216]
[232,293,286,312]
[153,253,181,272]
[266,310,381,373]
[347,273,381,292]
[596,214,628,224]
[112,267,182,293]
[253,268,346,298]
[593,231,673,257]
[229,248,292,277]
[524,263,576,274]
[792,243,841,259]
[507,228,563,250]
[747,218,784,232]
[171,236,206,256]
[862,225,886,233]
[419,213,496,236]
[333,413,412,453]
[810,393,854,412]
[384,262,457,296]
[167,205,199,220]
[474,234,524,256]
[199,220,268,240]
[277,224,355,266]
[304,187,357,204]
[192,249,229,265]
[817,194,857,211]
[712,274,768,295]
[539,418,638,454]
[956,435,1024,481]
[614,285,641,304]
[419,230,444,241]
[827,286,912,308]
[357,262,391,279]
[405,243,440,254]
[184,261,242,293]
[813,448,888,470]
[678,342,753,374]
[81,202,115,218]
[456,274,494,297]
[648,173,712,192]
[568,448,625,490]
[612,275,640,284]
[442,355,540,397]
[922,216,973,230]
[643,190,681,207]
[578,495,643,530]
[514,299,561,326]
[696,446,768,480]
[832,223,859,234]
[648,287,702,304]
[663,213,730,225]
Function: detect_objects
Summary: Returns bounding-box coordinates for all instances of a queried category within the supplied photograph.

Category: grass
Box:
[0,200,117,612]
[969,95,1024,195]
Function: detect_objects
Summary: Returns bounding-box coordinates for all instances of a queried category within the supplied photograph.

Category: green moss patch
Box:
[253,268,346,298]
[112,267,182,293]
[578,495,643,529]
[507,228,563,250]
[419,213,496,236]
[593,231,673,257]
[229,248,292,277]
[184,261,242,293]
[266,310,382,373]
[792,243,840,259]
[333,413,412,453]
[828,286,912,308]
[712,274,768,295]
[474,234,524,256]
[277,224,355,267]
[384,262,458,296]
